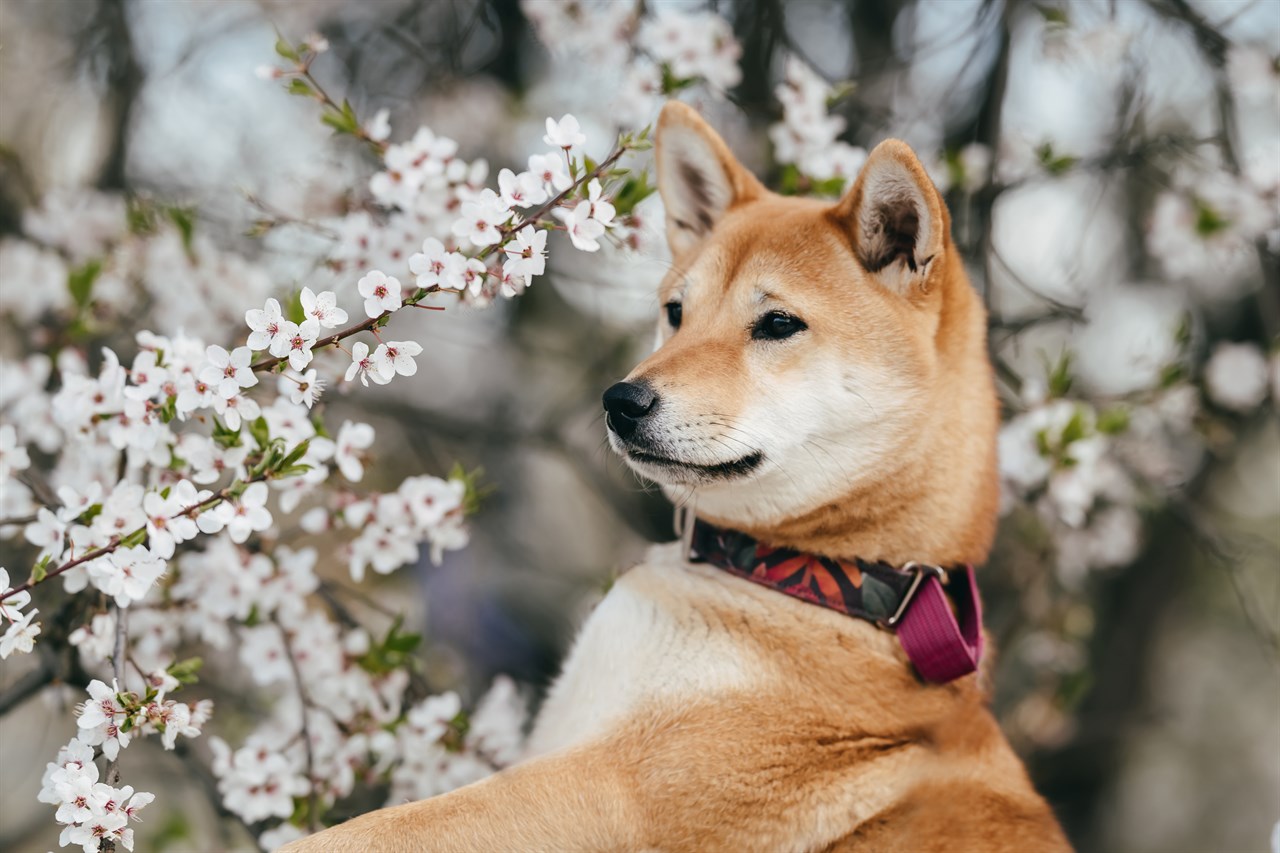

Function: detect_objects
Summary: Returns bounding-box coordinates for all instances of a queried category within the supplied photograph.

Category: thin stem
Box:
[0,476,265,604]
[246,136,634,375]
[105,605,129,786]
[277,618,319,832]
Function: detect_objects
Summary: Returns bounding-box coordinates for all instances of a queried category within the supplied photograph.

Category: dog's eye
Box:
[754,311,806,341]
[665,302,683,329]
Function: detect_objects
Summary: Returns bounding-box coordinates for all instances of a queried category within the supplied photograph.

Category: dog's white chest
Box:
[525,544,763,757]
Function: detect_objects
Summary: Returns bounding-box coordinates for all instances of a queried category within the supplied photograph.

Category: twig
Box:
[1,476,267,604]
[105,605,129,785]
[246,136,635,375]
[276,618,319,833]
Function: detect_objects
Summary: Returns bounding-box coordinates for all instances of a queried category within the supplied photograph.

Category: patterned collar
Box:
[684,516,984,683]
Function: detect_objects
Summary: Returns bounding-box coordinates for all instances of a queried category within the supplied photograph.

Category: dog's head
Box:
[606,102,991,538]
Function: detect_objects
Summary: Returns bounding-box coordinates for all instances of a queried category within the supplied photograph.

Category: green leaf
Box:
[67,259,102,310]
[77,503,103,525]
[1036,143,1077,176]
[156,394,178,424]
[126,196,158,235]
[1059,408,1087,446]
[611,173,656,218]
[211,417,244,449]
[166,206,197,254]
[30,554,51,584]
[1097,406,1130,435]
[119,527,148,548]
[777,163,803,196]
[285,289,306,324]
[167,656,204,685]
[274,37,300,62]
[811,176,848,197]
[279,439,311,470]
[1044,350,1074,398]
[320,101,361,135]
[287,78,315,98]
[1193,198,1231,237]
[1160,363,1186,388]
[659,64,698,95]
[249,416,271,450]
[1034,4,1070,26]
[448,462,491,516]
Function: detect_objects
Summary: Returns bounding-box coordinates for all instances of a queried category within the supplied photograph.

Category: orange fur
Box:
[283,102,1068,853]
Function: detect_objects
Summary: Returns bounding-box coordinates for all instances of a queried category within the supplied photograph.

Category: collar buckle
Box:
[881,561,945,628]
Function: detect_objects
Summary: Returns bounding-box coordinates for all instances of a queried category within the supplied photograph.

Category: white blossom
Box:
[374,340,423,378]
[246,297,287,352]
[357,270,403,318]
[300,286,349,329]
[345,341,391,387]
[335,421,375,482]
[1204,342,1270,413]
[542,113,586,149]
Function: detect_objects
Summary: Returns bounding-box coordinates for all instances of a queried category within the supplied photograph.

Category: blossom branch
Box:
[0,477,266,604]
[247,134,634,375]
[105,604,129,790]
[277,617,320,833]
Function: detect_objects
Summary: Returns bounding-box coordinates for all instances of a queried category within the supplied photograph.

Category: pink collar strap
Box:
[685,518,984,683]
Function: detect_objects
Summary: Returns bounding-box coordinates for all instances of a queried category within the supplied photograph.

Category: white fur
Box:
[526,544,763,757]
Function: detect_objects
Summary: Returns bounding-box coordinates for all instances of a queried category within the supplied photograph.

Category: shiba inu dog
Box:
[284,102,1071,852]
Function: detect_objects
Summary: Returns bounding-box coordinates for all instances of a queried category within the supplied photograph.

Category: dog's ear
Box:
[655,102,764,258]
[830,139,947,295]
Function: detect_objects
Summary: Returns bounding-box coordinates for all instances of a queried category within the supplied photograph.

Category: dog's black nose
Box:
[603,381,657,439]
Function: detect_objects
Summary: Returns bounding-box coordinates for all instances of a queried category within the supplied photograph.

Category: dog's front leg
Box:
[278,742,642,853]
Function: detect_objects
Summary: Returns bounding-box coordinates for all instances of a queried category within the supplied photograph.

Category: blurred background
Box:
[0,0,1277,851]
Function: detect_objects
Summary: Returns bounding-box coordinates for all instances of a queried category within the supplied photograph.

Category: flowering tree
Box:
[0,1,1277,851]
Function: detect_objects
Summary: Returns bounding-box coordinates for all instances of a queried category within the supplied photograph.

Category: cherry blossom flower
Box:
[365,107,391,142]
[0,607,39,658]
[498,167,549,208]
[210,736,309,823]
[459,257,488,296]
[0,423,30,480]
[216,482,273,544]
[245,297,286,351]
[24,506,67,563]
[543,113,586,149]
[123,350,170,401]
[0,566,31,621]
[504,225,548,278]
[280,368,325,408]
[174,374,216,417]
[374,340,423,378]
[335,421,375,482]
[409,238,468,291]
[345,341,391,387]
[268,319,321,372]
[1204,342,1270,412]
[142,480,204,559]
[357,270,403,318]
[451,188,512,247]
[77,679,132,760]
[554,201,607,252]
[528,152,572,192]
[201,345,258,399]
[212,389,261,431]
[87,545,165,607]
[300,286,349,329]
